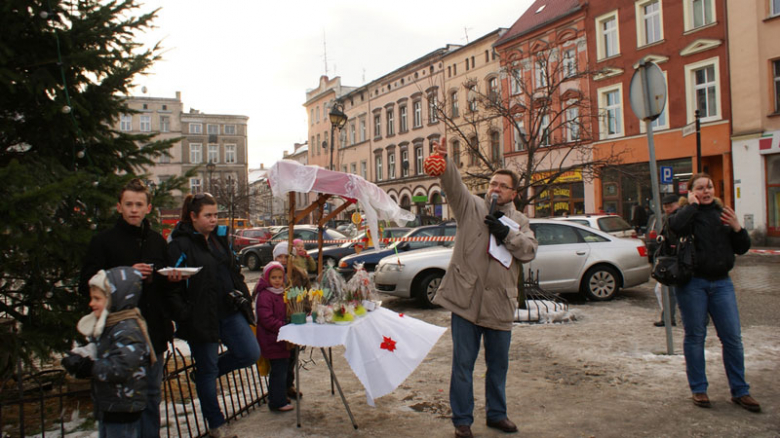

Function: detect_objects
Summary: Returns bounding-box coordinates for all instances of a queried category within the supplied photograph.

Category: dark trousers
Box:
[268,358,290,409]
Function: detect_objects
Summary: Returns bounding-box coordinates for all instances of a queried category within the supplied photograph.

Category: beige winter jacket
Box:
[432,157,538,330]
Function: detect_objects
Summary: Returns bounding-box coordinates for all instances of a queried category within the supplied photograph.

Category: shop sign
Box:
[412,195,428,203]
[759,134,780,155]
[532,169,583,183]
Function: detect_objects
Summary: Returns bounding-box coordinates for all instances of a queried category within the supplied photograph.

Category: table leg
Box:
[295,346,301,428]
[329,347,334,395]
[320,347,358,429]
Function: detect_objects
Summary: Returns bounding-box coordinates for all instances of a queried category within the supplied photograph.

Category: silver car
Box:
[374,219,651,307]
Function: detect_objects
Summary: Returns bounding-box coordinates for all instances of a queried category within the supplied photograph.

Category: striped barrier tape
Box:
[234,236,457,245]
[748,249,780,255]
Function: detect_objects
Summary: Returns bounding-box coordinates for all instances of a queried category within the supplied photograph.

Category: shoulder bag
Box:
[651,224,695,286]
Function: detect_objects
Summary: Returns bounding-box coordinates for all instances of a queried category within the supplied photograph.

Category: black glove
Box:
[484,214,510,243]
[62,354,94,379]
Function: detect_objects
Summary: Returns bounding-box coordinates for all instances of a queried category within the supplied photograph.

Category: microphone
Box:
[489,193,498,215]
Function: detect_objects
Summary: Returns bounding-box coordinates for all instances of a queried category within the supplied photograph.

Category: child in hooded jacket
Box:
[61,266,155,438]
[255,262,294,412]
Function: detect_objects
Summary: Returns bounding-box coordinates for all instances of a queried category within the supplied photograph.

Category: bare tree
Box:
[433,42,626,212]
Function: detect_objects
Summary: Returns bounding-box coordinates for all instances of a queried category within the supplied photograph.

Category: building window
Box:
[190,143,202,163]
[468,85,478,111]
[348,121,356,145]
[388,153,396,179]
[375,155,383,181]
[413,100,423,127]
[374,114,381,138]
[190,177,202,194]
[225,144,236,163]
[428,95,438,123]
[690,0,714,29]
[140,115,151,132]
[399,106,408,132]
[316,134,321,154]
[451,91,459,117]
[342,165,348,173]
[766,154,780,235]
[159,153,170,164]
[566,105,580,142]
[224,125,236,135]
[599,85,624,138]
[402,150,409,177]
[488,77,499,102]
[160,115,170,133]
[514,119,527,151]
[120,114,132,131]
[468,137,478,166]
[491,131,501,163]
[361,160,367,179]
[207,124,219,135]
[540,114,551,146]
[208,144,219,163]
[535,59,548,89]
[563,49,577,78]
[316,106,320,123]
[310,109,314,126]
[773,0,780,16]
[387,109,395,136]
[637,0,663,46]
[415,147,423,175]
[350,163,357,175]
[774,60,780,113]
[511,64,522,95]
[596,11,620,60]
[452,141,462,167]
[685,58,720,122]
[189,123,202,134]
[360,117,367,141]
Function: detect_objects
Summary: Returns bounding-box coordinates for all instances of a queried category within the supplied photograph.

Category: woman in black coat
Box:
[167,193,259,436]
[668,173,759,413]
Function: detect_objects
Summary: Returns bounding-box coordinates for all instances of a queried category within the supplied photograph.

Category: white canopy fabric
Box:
[268,160,415,248]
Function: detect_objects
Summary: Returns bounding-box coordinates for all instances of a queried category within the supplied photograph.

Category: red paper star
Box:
[380,336,397,352]
[399,313,404,317]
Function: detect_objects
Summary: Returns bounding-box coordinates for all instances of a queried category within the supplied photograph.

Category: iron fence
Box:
[0,343,267,437]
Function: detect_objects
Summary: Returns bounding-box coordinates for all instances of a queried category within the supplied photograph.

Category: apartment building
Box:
[117,92,250,212]
[586,0,732,219]
[728,0,780,245]
[494,0,593,217]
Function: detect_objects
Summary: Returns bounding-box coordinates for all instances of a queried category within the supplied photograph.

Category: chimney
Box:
[175,91,181,101]
[260,163,264,169]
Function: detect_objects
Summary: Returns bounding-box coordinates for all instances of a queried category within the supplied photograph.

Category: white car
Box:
[374,219,651,307]
[550,214,637,239]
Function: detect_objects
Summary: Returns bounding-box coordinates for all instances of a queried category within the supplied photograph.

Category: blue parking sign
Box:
[660,166,673,184]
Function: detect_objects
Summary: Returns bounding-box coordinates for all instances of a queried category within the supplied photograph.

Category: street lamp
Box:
[328,102,348,171]
[206,160,216,193]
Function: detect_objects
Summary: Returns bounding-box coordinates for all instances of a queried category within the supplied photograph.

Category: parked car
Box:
[239,226,348,271]
[551,214,637,239]
[308,227,410,268]
[233,227,273,252]
[337,222,457,278]
[374,219,651,307]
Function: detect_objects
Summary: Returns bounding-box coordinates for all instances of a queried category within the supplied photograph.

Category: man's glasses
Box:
[488,182,513,191]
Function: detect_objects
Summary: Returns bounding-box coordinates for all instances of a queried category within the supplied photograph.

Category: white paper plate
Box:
[157,267,202,277]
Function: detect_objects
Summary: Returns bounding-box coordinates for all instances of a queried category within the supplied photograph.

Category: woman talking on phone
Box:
[668,173,760,413]
[167,193,260,437]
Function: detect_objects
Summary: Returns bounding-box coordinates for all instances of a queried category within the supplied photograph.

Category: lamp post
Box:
[328,102,348,171]
[206,160,215,193]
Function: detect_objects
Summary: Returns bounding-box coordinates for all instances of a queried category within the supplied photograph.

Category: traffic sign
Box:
[629,61,667,121]
[660,166,673,184]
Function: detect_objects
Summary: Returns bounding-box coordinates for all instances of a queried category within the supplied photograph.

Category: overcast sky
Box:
[132,0,535,169]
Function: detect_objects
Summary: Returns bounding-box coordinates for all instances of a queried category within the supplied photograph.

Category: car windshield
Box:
[597,216,632,232]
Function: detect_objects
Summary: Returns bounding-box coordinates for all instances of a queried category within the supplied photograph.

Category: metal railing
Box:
[0,343,267,437]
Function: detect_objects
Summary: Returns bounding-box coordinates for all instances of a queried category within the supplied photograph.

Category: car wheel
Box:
[416,272,443,308]
[580,265,620,301]
[245,253,261,271]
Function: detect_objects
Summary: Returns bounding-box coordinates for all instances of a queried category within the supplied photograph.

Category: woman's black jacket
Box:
[668,201,751,280]
[167,222,250,343]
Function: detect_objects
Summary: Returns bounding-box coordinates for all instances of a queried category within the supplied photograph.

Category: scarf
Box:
[268,286,284,295]
[106,308,158,365]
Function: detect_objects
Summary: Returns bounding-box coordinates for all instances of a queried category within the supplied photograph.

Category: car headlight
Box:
[379,263,404,272]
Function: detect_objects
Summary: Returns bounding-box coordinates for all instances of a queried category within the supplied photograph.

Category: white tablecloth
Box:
[278,307,447,406]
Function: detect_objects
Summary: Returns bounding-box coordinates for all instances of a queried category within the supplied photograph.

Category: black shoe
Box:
[487,418,518,433]
[654,320,677,327]
[454,425,473,438]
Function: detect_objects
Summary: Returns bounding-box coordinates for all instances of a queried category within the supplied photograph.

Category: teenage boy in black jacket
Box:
[79,178,173,438]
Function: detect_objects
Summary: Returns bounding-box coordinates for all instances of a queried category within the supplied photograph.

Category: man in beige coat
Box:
[431,140,537,438]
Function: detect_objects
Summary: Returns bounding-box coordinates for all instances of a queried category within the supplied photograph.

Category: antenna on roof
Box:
[463,26,473,43]
[323,30,329,76]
